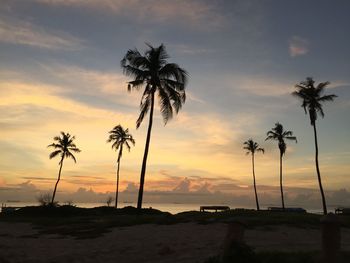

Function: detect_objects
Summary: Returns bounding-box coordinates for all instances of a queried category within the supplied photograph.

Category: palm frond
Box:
[257,148,265,154]
[316,81,330,93]
[293,78,336,124]
[318,94,337,102]
[125,141,131,151]
[266,123,296,155]
[47,143,63,149]
[128,136,136,145]
[159,63,188,85]
[163,83,185,113]
[49,150,62,159]
[66,151,77,163]
[136,93,152,128]
[127,79,146,91]
[123,65,148,79]
[68,147,81,153]
[107,124,135,160]
[48,132,80,163]
[121,43,188,130]
[285,136,297,143]
[243,139,264,155]
[158,86,173,124]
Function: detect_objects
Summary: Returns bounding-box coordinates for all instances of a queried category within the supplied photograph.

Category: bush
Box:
[106,196,114,207]
[36,193,58,207]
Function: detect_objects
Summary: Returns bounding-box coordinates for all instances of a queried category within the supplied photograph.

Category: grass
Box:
[1,206,350,239]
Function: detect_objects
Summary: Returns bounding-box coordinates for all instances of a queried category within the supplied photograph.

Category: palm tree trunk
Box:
[137,92,155,210]
[313,122,327,215]
[115,159,120,208]
[280,154,285,210]
[51,156,64,205]
[252,154,260,211]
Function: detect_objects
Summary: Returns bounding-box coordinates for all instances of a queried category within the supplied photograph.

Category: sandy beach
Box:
[1,222,350,263]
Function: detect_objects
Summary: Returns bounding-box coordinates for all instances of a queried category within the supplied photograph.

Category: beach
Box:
[1,221,350,263]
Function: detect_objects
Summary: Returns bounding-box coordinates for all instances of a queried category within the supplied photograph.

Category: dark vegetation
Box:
[205,247,350,263]
[1,206,350,239]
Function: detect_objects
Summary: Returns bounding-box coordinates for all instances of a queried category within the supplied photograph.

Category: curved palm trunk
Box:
[252,154,260,211]
[280,154,285,210]
[137,92,155,210]
[51,156,64,205]
[115,159,120,208]
[313,122,327,215]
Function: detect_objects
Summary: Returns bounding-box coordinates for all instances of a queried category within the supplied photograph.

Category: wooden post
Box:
[221,221,248,261]
[320,213,341,263]
[223,221,245,249]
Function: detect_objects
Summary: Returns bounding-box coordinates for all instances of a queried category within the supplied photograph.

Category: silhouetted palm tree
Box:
[292,77,337,215]
[48,132,81,205]
[243,139,264,211]
[266,123,297,210]
[107,125,135,208]
[121,43,188,209]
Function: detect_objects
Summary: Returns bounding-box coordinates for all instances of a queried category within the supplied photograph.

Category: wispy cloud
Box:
[35,0,225,29]
[170,44,215,55]
[289,36,309,57]
[40,64,131,97]
[235,75,296,96]
[0,17,83,50]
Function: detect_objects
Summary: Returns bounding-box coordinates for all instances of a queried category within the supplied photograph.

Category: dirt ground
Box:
[1,222,350,263]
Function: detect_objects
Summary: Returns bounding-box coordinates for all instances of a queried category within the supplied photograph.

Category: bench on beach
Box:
[268,207,306,213]
[1,206,21,213]
[200,206,230,212]
[335,207,350,215]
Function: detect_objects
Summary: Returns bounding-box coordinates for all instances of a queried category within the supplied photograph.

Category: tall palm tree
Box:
[48,132,81,205]
[265,123,297,210]
[121,43,188,209]
[292,77,337,215]
[107,125,135,208]
[243,139,264,211]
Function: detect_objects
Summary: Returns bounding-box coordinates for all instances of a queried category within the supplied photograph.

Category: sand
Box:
[1,222,350,263]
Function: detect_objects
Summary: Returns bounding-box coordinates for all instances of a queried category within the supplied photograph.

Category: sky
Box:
[1,0,350,209]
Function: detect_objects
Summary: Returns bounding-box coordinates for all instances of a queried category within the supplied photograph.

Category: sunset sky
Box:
[1,0,349,208]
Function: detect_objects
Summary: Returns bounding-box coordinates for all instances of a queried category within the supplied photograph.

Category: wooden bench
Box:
[200,206,230,212]
[1,206,21,213]
[335,207,350,215]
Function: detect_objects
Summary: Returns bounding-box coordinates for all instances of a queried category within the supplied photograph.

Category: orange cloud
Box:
[289,36,309,57]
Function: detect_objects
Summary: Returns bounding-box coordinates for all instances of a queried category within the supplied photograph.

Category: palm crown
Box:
[107,125,135,161]
[48,132,81,163]
[243,139,265,155]
[292,77,337,125]
[121,43,188,128]
[266,123,297,156]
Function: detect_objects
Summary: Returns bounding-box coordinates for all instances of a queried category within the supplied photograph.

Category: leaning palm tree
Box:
[107,125,135,208]
[292,77,337,215]
[265,123,297,210]
[48,132,81,205]
[243,139,264,211]
[121,43,188,209]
